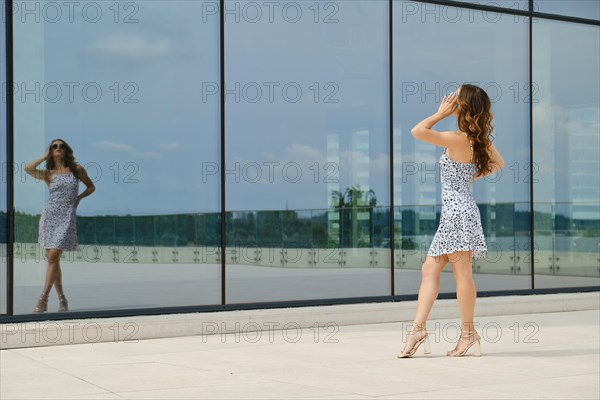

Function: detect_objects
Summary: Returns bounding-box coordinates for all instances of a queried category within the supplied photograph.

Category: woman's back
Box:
[440,132,477,192]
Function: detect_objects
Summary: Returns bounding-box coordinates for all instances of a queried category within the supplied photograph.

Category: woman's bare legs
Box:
[33,249,63,312]
[414,255,449,324]
[51,250,66,298]
[39,249,62,297]
[400,255,449,355]
[449,250,476,329]
[448,250,480,355]
[48,249,68,312]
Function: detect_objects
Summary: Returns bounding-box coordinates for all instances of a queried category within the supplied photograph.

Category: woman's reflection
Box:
[24,139,95,313]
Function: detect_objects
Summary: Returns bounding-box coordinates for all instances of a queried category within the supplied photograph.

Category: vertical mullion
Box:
[529,0,535,290]
[220,0,226,305]
[389,0,395,297]
[5,0,14,316]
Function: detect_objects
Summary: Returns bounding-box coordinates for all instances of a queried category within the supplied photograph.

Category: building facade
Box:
[1,0,599,321]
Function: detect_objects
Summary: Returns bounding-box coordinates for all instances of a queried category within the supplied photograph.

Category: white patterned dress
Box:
[38,171,79,251]
[427,136,487,260]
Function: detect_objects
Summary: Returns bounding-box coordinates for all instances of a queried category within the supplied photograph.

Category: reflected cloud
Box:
[133,151,160,160]
[284,143,324,163]
[155,176,186,189]
[337,149,380,172]
[89,34,171,60]
[93,140,160,159]
[159,142,182,150]
[371,152,390,174]
[282,142,393,175]
[94,141,134,151]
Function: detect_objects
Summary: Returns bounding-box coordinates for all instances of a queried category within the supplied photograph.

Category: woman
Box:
[24,139,95,313]
[398,84,504,358]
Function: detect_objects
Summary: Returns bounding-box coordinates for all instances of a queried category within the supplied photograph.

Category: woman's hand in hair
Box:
[24,151,50,184]
[437,93,458,118]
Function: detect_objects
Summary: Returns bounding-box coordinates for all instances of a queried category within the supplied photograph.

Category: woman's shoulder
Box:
[73,163,85,173]
[72,163,85,180]
[446,130,471,145]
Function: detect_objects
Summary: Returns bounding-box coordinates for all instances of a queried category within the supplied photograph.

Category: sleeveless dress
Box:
[38,170,79,251]
[427,134,487,260]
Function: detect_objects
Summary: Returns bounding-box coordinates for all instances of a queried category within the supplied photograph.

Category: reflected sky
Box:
[225,1,389,211]
[533,19,600,208]
[455,0,600,20]
[535,0,600,20]
[394,0,530,205]
[14,1,220,215]
[9,0,600,217]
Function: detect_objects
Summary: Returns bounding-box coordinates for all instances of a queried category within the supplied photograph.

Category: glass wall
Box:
[225,0,391,302]
[0,1,598,318]
[12,1,221,314]
[533,19,600,288]
[393,1,531,294]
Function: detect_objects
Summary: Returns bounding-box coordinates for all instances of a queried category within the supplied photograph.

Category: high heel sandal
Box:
[58,294,69,312]
[32,294,49,313]
[397,322,431,358]
[447,329,481,357]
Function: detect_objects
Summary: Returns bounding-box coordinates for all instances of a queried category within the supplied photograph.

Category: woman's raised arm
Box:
[24,151,50,183]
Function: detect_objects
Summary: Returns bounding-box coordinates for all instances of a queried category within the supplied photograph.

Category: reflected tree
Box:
[330,185,377,248]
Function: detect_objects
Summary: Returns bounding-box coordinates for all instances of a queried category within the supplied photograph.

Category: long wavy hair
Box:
[45,139,80,180]
[456,84,494,176]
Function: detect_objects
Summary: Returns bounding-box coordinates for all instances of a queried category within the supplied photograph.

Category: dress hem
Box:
[38,241,78,251]
[427,247,487,260]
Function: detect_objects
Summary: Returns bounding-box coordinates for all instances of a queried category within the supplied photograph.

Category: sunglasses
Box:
[52,143,65,149]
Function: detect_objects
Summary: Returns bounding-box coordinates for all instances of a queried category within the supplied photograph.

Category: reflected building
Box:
[569,106,600,221]
[326,107,372,248]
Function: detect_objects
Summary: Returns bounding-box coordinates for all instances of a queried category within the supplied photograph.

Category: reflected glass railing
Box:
[2,202,598,277]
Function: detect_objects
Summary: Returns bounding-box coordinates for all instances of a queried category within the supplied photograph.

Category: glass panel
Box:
[393,1,531,294]
[533,20,600,288]
[225,0,391,303]
[535,1,600,20]
[1,0,7,314]
[13,1,221,314]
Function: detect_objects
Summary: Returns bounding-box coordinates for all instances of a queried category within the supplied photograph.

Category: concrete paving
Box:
[1,308,598,399]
